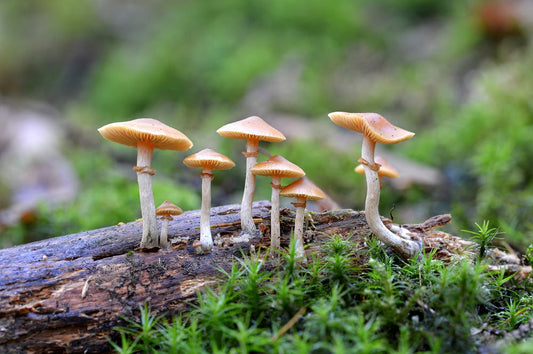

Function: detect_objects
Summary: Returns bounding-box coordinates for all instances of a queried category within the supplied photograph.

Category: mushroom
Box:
[156,201,183,250]
[328,112,421,259]
[183,148,235,252]
[280,177,326,260]
[250,155,305,251]
[355,155,399,188]
[217,116,286,234]
[98,118,193,248]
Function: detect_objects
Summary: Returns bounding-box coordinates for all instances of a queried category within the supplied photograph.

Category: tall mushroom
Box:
[280,177,326,260]
[156,201,183,250]
[250,155,305,251]
[328,112,421,259]
[98,118,193,248]
[355,155,399,188]
[217,116,286,235]
[183,148,235,252]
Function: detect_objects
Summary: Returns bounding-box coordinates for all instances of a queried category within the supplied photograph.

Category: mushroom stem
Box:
[270,176,282,250]
[136,142,158,248]
[241,139,259,234]
[199,169,214,252]
[361,137,421,259]
[292,197,306,260]
[160,215,171,249]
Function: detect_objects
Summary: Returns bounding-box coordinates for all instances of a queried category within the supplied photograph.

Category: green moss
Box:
[111,233,533,353]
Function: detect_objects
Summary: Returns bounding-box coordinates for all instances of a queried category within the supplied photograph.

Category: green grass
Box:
[110,232,533,353]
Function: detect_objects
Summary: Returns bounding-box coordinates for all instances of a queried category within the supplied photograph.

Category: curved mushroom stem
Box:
[241,139,259,234]
[159,215,171,249]
[292,197,307,261]
[199,169,214,252]
[136,142,158,248]
[270,176,282,251]
[361,137,422,259]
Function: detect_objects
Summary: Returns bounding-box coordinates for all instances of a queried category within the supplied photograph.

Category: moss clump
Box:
[111,234,533,353]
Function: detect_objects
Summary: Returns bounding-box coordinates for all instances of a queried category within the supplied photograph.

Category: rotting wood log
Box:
[0,201,529,353]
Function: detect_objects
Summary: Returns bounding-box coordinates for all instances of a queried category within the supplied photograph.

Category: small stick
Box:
[401,214,452,233]
[81,278,91,299]
[271,307,306,342]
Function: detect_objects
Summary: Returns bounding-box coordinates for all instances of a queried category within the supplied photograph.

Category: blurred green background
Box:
[1,0,532,251]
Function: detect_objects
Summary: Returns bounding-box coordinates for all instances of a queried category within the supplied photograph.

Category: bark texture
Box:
[0,202,525,353]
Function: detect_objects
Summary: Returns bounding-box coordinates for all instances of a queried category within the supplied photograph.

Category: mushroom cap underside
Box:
[217,116,286,142]
[98,118,193,151]
[183,148,235,170]
[280,177,326,201]
[328,112,414,144]
[250,155,305,179]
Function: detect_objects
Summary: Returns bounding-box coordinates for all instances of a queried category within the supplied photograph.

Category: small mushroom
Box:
[329,112,420,259]
[98,118,193,248]
[250,155,305,251]
[183,148,235,252]
[355,155,399,188]
[280,177,326,260]
[156,201,183,250]
[217,116,286,235]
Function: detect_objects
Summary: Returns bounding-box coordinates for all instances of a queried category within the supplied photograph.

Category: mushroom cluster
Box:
[98,118,192,249]
[97,111,425,261]
[97,116,307,255]
[250,155,305,251]
[217,116,286,235]
[329,112,422,259]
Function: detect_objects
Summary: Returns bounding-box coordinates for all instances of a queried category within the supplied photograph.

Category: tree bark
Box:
[0,202,526,353]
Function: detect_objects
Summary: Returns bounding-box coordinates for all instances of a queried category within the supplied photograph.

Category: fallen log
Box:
[0,201,527,353]
[0,201,353,353]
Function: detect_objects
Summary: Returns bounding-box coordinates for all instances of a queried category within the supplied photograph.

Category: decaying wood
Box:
[0,201,528,353]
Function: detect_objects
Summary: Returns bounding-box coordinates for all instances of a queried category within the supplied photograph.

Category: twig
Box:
[81,277,91,299]
[271,307,306,342]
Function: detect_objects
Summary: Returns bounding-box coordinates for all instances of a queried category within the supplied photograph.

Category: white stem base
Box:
[270,176,281,250]
[199,172,214,252]
[137,143,158,248]
[241,140,258,234]
[160,218,169,249]
[361,137,421,259]
[293,198,306,261]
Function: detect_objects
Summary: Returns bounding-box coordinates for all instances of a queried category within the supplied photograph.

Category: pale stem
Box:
[270,176,281,250]
[137,143,158,248]
[293,197,306,260]
[361,136,421,259]
[241,139,259,234]
[199,169,214,252]
[160,216,170,249]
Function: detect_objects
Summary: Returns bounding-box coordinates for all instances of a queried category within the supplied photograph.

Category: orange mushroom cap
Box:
[250,155,305,179]
[355,156,399,178]
[156,200,183,217]
[328,112,414,144]
[216,116,286,143]
[183,148,235,170]
[98,118,193,151]
[280,177,326,201]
